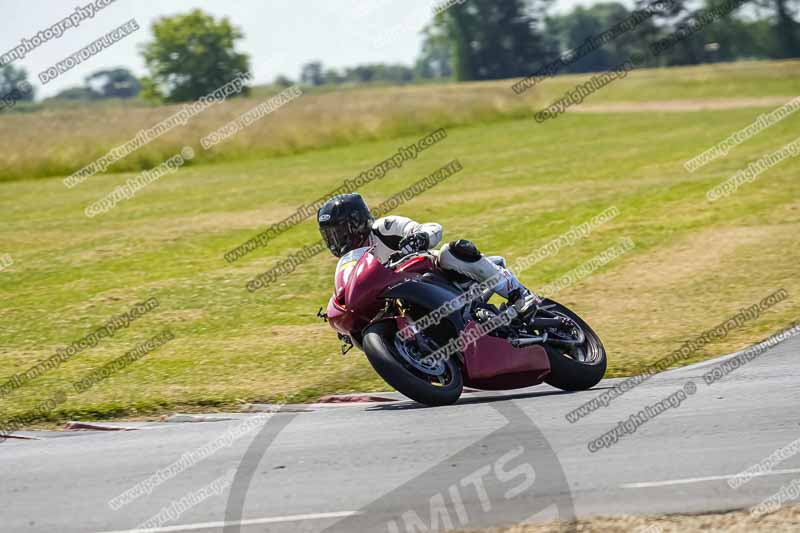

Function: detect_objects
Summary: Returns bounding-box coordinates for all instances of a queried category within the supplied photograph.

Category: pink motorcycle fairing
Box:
[460,322,550,390]
[325,247,550,389]
[326,247,434,336]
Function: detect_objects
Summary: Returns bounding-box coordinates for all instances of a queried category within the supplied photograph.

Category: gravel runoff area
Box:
[462,505,800,532]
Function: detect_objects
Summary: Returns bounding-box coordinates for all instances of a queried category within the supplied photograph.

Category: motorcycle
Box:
[319,246,606,406]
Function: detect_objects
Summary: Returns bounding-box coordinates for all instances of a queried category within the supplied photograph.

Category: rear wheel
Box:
[538,299,606,391]
[363,320,463,406]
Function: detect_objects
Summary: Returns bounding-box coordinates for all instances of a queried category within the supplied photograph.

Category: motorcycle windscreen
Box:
[334,247,369,298]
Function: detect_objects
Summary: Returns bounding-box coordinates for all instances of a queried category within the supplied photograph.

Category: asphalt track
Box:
[2,333,799,533]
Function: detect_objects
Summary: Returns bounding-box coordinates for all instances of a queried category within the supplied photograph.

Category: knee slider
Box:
[448,240,482,263]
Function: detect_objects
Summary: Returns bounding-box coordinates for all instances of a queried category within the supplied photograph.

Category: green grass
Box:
[2,60,799,184]
[1,61,799,427]
[530,59,800,101]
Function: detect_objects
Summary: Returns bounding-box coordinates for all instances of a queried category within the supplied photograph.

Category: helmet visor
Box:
[320,222,359,257]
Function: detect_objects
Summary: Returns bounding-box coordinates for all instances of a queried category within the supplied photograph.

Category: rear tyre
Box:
[363,320,462,406]
[540,299,607,391]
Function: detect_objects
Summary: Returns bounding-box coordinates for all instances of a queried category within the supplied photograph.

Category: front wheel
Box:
[362,320,463,406]
[539,299,607,391]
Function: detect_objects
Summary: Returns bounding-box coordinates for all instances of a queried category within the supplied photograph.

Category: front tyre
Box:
[363,321,462,406]
[540,299,607,391]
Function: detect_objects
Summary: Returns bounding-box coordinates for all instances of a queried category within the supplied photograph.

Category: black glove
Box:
[398,233,430,255]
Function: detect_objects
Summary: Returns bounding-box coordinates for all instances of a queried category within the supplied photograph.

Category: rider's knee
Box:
[486,255,506,268]
[442,239,482,263]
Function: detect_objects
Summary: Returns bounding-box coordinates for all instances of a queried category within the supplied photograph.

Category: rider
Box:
[317,193,540,317]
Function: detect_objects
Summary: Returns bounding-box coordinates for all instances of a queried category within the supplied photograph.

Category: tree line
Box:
[413,0,799,83]
[302,0,797,85]
[1,1,797,107]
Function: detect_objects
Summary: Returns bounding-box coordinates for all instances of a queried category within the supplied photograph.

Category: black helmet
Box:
[317,193,374,257]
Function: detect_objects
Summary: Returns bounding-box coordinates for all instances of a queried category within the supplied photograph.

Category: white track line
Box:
[621,467,800,489]
[97,510,362,533]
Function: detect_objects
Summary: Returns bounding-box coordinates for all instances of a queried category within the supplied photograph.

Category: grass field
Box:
[1,60,799,426]
[1,60,798,183]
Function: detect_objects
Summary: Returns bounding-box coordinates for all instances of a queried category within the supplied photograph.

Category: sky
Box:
[0,0,633,99]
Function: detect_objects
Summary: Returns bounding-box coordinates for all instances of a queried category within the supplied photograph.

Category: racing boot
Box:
[492,268,542,321]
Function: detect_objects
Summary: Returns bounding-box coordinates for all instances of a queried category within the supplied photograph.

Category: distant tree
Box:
[700,15,775,61]
[381,64,414,83]
[273,74,294,88]
[415,24,453,79]
[322,68,343,85]
[345,65,374,83]
[140,9,251,102]
[341,64,414,84]
[299,63,417,86]
[757,0,800,57]
[0,65,34,101]
[654,0,800,63]
[52,86,101,101]
[741,17,782,57]
[629,0,781,65]
[545,3,661,71]
[634,0,694,28]
[436,0,554,81]
[86,68,140,98]
[300,61,324,86]
[549,6,616,72]
[630,0,700,64]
